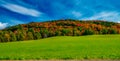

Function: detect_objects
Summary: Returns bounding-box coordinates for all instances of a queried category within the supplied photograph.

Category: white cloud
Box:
[0,22,8,29]
[1,3,42,17]
[117,21,120,23]
[83,11,120,22]
[72,11,82,18]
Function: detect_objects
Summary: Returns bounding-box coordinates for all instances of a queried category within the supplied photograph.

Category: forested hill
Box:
[0,19,120,42]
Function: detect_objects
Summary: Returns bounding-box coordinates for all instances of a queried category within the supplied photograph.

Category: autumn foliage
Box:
[0,19,120,42]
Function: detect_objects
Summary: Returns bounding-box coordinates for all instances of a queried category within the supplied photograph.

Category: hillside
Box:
[0,19,120,42]
[0,35,120,60]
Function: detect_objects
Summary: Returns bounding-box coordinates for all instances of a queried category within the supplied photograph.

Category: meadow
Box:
[0,35,120,60]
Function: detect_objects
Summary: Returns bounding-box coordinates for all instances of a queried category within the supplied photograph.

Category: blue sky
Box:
[0,0,120,29]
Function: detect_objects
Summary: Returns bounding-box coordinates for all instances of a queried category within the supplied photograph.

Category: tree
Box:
[61,29,70,36]
[77,27,83,32]
[10,32,17,42]
[55,30,61,36]
[27,32,34,40]
[16,30,24,41]
[0,35,3,42]
[109,28,117,34]
[0,32,2,42]
[73,28,77,36]
[4,33,10,42]
[101,29,108,34]
[82,28,94,35]
[34,32,41,40]
[28,28,35,36]
[48,31,55,37]
[18,24,23,30]
[40,29,49,38]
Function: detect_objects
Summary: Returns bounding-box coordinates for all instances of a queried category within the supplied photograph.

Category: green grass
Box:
[0,35,120,60]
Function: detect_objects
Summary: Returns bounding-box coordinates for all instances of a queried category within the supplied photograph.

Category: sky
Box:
[0,0,120,29]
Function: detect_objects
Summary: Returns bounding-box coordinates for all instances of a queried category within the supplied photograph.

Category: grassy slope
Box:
[0,35,120,60]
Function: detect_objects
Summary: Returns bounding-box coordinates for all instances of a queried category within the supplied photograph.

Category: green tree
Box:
[55,30,61,36]
[101,29,108,34]
[40,29,49,38]
[82,28,94,35]
[0,32,5,42]
[28,28,35,36]
[34,32,41,39]
[61,29,70,36]
[73,28,77,36]
[109,28,117,34]
[48,31,55,37]
[0,35,2,42]
[18,24,23,30]
[77,27,83,32]
[16,30,24,41]
[27,32,34,40]
[4,33,10,42]
[10,32,17,42]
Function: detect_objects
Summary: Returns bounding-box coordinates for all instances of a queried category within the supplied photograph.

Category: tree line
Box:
[0,19,120,42]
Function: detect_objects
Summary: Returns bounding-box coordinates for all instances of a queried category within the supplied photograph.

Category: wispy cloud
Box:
[0,22,8,29]
[1,3,42,17]
[71,11,82,18]
[117,21,120,23]
[0,0,120,25]
[83,11,120,22]
[10,20,24,25]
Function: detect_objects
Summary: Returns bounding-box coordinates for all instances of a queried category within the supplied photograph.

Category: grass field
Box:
[0,35,120,60]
